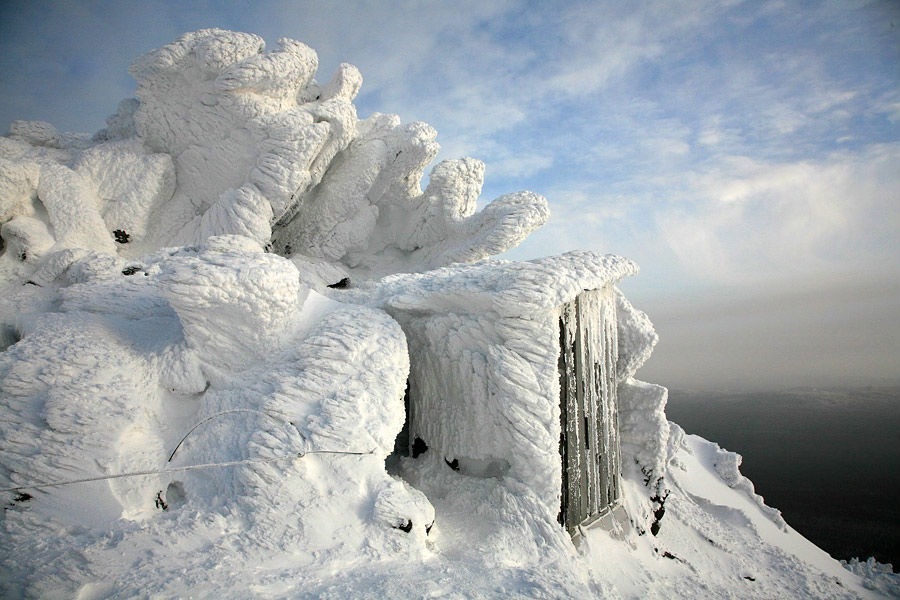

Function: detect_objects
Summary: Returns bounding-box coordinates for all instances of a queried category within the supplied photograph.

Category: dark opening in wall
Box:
[386,382,413,475]
[0,324,21,352]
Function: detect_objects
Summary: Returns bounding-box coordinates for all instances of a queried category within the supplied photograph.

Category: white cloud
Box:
[484,151,553,181]
[538,0,726,97]
[696,116,745,149]
[658,143,900,286]
[881,100,900,124]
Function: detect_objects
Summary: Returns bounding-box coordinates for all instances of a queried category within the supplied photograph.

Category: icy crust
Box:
[157,235,309,379]
[125,30,346,249]
[400,309,563,504]
[0,28,548,285]
[648,423,788,538]
[0,237,434,598]
[614,292,667,476]
[843,558,900,596]
[618,379,671,477]
[272,120,551,279]
[615,289,659,381]
[706,435,788,530]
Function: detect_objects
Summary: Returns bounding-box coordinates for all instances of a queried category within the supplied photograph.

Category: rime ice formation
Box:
[1,29,897,599]
[0,28,547,285]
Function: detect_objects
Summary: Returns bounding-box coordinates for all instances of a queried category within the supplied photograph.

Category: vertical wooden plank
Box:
[598,291,612,505]
[572,299,588,531]
[560,300,584,534]
[557,314,569,529]
[587,290,607,513]
[603,286,620,505]
[593,285,621,509]
[577,291,595,516]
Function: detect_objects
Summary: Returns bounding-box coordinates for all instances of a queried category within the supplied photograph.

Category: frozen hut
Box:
[341,250,659,536]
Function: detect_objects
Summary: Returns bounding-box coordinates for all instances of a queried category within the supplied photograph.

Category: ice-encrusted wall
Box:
[559,286,621,533]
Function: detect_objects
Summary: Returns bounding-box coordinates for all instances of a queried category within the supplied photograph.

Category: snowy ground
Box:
[4,420,895,598]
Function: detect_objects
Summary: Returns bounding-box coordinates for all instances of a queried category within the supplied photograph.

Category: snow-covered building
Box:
[1,29,895,598]
[343,251,646,538]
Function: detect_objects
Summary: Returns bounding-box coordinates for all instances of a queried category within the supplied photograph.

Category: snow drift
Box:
[1,29,896,598]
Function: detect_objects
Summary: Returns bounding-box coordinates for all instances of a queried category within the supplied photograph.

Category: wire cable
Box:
[0,448,376,495]
[1,408,375,495]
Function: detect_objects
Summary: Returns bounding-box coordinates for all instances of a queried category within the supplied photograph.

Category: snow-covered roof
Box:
[342,250,638,317]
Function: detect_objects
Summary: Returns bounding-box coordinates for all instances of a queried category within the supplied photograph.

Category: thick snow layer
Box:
[1,28,897,599]
[618,378,670,477]
[345,250,638,315]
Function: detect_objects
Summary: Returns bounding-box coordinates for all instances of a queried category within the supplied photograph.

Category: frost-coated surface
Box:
[1,29,897,599]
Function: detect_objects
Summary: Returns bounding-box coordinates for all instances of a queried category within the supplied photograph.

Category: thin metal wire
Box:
[0,448,375,495]
[2,409,374,494]
[166,408,289,462]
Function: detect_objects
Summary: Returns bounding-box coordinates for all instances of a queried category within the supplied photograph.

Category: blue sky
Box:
[1,0,898,390]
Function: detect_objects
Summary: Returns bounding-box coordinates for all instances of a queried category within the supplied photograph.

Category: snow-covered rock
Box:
[0,28,547,284]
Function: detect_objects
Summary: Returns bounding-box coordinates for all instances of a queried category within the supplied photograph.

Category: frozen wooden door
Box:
[558,287,620,535]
